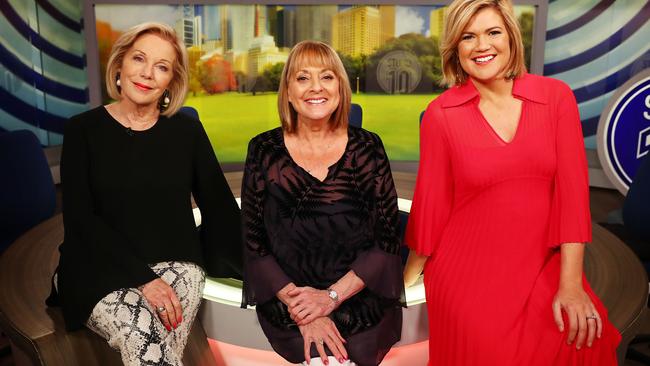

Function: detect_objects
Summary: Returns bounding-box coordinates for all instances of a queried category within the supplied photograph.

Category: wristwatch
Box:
[326,288,339,304]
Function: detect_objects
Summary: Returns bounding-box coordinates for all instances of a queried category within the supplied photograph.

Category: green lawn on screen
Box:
[185,92,438,162]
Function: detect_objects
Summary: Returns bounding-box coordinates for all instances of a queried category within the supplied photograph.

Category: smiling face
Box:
[287,65,341,126]
[118,33,176,108]
[457,6,511,84]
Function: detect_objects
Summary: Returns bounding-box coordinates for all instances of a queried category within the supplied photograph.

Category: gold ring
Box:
[318,339,324,346]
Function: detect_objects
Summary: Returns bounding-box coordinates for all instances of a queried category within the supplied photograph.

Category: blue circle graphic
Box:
[599,70,650,194]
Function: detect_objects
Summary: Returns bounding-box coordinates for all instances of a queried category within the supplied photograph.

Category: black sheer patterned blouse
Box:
[241,126,404,366]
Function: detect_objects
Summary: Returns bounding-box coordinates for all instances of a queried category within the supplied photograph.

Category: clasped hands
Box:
[281,284,348,365]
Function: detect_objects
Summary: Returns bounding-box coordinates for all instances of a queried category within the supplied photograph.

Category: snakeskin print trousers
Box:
[86,261,205,366]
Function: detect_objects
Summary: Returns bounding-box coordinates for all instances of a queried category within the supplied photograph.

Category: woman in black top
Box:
[48,22,241,365]
[241,40,404,366]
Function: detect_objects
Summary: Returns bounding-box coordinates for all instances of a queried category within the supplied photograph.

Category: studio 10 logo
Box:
[597,69,650,194]
[376,50,422,94]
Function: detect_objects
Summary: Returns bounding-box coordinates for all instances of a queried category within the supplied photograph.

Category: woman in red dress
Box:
[402,0,621,365]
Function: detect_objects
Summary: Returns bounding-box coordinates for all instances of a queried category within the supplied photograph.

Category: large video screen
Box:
[95,4,535,162]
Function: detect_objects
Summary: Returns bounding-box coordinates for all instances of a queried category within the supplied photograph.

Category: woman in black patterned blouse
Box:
[241,41,404,366]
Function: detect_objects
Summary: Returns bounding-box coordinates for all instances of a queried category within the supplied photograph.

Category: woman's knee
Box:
[172,262,205,297]
[182,262,205,285]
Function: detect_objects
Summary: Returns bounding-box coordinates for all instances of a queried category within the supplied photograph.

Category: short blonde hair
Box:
[440,0,526,87]
[105,22,189,116]
[278,41,351,133]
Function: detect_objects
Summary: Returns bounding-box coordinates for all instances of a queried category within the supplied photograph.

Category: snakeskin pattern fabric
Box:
[86,261,205,366]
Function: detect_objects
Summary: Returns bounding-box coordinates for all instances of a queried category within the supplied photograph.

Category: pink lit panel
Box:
[208,338,428,365]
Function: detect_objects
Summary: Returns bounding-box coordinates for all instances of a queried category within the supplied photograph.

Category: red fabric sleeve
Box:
[404,101,454,257]
[548,81,592,248]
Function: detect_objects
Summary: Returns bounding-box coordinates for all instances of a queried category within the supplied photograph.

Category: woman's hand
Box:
[552,284,602,349]
[403,250,428,288]
[277,282,297,306]
[403,266,421,288]
[287,286,336,325]
[141,278,183,331]
[298,317,347,365]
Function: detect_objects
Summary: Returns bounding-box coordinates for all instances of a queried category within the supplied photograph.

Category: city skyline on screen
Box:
[94,3,534,162]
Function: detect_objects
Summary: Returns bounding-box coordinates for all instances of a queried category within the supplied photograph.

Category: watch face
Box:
[328,289,338,301]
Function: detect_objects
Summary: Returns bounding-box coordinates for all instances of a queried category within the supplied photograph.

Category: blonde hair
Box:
[105,22,189,116]
[440,0,526,87]
[278,41,351,133]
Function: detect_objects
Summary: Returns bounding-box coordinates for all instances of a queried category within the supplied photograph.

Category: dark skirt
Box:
[257,306,402,366]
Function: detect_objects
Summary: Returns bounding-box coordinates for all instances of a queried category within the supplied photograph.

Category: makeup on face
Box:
[119,33,175,107]
[457,7,511,83]
[288,65,341,125]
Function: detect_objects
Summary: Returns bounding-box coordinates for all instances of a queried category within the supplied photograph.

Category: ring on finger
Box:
[157,306,166,313]
[318,339,324,346]
[586,314,598,320]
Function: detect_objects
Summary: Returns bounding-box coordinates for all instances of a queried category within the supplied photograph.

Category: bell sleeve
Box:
[191,119,243,278]
[349,134,404,301]
[404,101,454,258]
[548,81,592,248]
[241,139,292,307]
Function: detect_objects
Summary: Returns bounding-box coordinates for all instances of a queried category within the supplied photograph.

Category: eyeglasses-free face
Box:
[287,66,341,126]
[457,7,512,84]
[119,33,176,108]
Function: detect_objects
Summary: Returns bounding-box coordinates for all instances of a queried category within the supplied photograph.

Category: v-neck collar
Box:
[475,100,524,146]
[279,126,352,183]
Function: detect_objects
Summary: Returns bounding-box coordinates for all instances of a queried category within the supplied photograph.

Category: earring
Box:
[159,89,170,111]
[116,72,121,92]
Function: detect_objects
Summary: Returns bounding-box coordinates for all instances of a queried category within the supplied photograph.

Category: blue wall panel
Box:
[544,0,650,148]
[0,0,88,145]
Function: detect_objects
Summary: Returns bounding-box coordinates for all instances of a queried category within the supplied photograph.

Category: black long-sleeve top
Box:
[241,127,404,366]
[50,106,242,330]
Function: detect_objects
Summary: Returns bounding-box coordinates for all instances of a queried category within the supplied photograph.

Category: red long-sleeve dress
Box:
[405,73,621,365]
